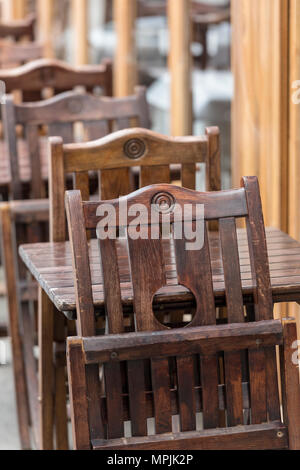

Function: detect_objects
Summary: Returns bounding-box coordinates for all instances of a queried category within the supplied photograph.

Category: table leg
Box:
[54,311,69,450]
[38,287,54,450]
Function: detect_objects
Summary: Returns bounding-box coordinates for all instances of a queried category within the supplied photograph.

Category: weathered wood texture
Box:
[168,0,193,135]
[1,86,149,449]
[37,0,53,58]
[113,0,137,97]
[50,126,219,242]
[65,177,300,449]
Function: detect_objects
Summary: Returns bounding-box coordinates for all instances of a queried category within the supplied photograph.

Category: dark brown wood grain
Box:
[0,14,36,41]
[65,178,299,449]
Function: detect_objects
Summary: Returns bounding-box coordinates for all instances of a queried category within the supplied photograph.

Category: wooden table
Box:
[19,227,300,316]
[18,226,300,449]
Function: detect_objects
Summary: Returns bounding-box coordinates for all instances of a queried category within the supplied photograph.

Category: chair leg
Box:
[22,303,39,446]
[38,287,54,450]
[54,312,69,450]
[280,318,300,450]
[0,204,31,449]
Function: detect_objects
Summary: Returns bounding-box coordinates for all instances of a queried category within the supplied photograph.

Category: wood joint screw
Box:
[277,431,284,439]
[111,352,118,360]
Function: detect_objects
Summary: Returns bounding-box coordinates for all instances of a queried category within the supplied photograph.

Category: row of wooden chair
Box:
[0,12,299,452]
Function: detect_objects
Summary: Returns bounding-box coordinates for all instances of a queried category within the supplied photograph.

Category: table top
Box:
[19,227,300,315]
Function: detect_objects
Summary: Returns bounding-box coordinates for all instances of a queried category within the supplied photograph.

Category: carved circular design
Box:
[152,192,176,214]
[67,99,83,114]
[123,138,146,160]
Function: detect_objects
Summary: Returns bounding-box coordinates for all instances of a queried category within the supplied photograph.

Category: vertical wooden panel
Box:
[168,0,192,136]
[231,0,289,231]
[37,0,54,58]
[288,0,300,320]
[72,0,88,65]
[114,0,137,97]
[12,0,26,19]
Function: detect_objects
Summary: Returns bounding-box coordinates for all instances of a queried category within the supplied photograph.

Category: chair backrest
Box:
[0,41,44,68]
[0,14,36,41]
[0,58,113,101]
[65,177,294,450]
[50,127,220,243]
[2,87,150,200]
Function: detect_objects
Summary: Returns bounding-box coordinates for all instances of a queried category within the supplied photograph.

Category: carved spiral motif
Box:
[152,192,176,214]
[124,138,146,159]
[68,99,83,114]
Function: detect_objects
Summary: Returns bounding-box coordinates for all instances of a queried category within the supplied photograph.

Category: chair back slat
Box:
[65,191,95,337]
[2,95,22,198]
[181,163,196,190]
[243,177,273,320]
[101,168,132,200]
[62,128,220,197]
[181,224,221,428]
[140,165,171,186]
[219,217,245,426]
[219,217,244,320]
[243,177,280,422]
[48,122,74,144]
[128,235,167,332]
[175,224,220,428]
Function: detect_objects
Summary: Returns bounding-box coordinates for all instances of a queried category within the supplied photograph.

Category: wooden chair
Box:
[0,88,150,450]
[65,177,300,450]
[16,126,220,450]
[0,41,44,68]
[0,14,36,42]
